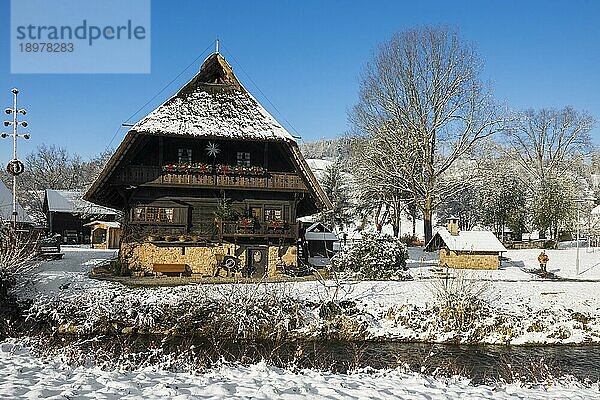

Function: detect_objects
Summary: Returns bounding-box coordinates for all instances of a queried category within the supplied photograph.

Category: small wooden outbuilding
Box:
[44,189,118,244]
[85,220,122,249]
[425,217,507,270]
[301,222,339,267]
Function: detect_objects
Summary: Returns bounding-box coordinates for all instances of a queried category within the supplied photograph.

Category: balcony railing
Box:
[217,221,298,240]
[114,165,307,191]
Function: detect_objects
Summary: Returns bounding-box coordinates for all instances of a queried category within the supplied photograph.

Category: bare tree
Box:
[319,162,353,232]
[503,107,594,181]
[1,144,113,221]
[502,107,594,240]
[350,138,410,236]
[350,26,505,242]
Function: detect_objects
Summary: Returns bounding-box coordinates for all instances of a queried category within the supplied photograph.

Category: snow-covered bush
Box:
[429,274,490,334]
[0,230,38,339]
[333,233,409,280]
[0,231,38,291]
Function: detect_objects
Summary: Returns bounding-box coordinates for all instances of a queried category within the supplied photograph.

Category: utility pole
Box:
[3,88,30,229]
[575,196,596,276]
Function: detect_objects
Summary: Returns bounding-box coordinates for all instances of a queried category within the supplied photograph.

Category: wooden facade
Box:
[84,52,330,277]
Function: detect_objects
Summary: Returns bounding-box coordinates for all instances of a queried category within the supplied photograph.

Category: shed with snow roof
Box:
[425,217,507,270]
[85,220,121,249]
[43,189,118,244]
[301,222,339,267]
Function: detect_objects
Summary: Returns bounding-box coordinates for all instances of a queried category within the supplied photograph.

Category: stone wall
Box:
[439,249,499,270]
[122,241,297,277]
[267,245,297,275]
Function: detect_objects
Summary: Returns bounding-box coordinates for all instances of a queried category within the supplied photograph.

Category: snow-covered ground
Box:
[17,246,600,345]
[3,246,600,398]
[407,246,600,280]
[1,341,598,400]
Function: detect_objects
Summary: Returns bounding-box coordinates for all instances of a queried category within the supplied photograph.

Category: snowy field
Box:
[1,341,599,399]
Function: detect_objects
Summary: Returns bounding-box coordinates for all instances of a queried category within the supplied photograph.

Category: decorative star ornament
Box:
[205,142,220,158]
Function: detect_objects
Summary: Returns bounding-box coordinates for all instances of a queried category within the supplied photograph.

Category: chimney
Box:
[447,217,460,236]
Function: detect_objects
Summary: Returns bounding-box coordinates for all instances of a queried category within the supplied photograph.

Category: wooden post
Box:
[264,142,269,170]
[158,136,163,166]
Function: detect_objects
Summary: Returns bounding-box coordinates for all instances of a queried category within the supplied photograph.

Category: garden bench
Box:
[152,263,187,276]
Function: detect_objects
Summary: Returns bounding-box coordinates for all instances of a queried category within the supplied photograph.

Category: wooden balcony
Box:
[114,166,308,192]
[218,221,299,240]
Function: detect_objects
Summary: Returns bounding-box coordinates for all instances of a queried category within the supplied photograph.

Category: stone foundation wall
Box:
[439,249,499,270]
[268,245,297,275]
[121,241,297,277]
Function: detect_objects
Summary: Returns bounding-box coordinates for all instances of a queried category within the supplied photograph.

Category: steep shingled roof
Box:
[132,53,295,142]
[84,51,331,212]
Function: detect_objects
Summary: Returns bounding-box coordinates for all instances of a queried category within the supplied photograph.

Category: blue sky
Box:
[1,0,599,162]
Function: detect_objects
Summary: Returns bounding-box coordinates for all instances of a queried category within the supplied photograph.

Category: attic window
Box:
[236,152,250,167]
[178,148,192,164]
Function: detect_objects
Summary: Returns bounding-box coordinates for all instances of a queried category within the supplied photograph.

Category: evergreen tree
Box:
[320,162,352,231]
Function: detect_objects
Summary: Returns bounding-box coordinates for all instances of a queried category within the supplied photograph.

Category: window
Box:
[264,208,282,222]
[133,206,175,224]
[178,148,192,164]
[236,151,251,167]
[250,207,263,220]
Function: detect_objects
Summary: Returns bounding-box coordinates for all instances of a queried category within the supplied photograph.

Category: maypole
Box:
[2,88,30,229]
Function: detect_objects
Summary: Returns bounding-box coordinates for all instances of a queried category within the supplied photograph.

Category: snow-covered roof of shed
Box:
[0,180,32,224]
[132,53,295,142]
[305,222,338,241]
[426,228,507,253]
[46,190,118,216]
[592,205,600,215]
[84,220,121,228]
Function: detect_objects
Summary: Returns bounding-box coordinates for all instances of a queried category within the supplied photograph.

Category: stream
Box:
[54,335,600,384]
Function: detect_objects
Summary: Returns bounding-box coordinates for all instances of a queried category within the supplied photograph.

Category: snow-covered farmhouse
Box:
[84,51,330,277]
[425,217,507,270]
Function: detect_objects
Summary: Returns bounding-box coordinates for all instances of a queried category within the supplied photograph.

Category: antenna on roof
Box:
[215,38,219,54]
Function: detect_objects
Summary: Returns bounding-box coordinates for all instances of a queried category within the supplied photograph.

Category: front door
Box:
[246,247,267,278]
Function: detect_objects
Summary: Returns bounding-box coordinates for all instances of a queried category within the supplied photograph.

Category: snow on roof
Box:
[426,228,507,253]
[592,204,600,215]
[84,220,121,228]
[0,180,32,224]
[305,222,338,241]
[132,53,295,142]
[85,52,331,213]
[46,190,118,215]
